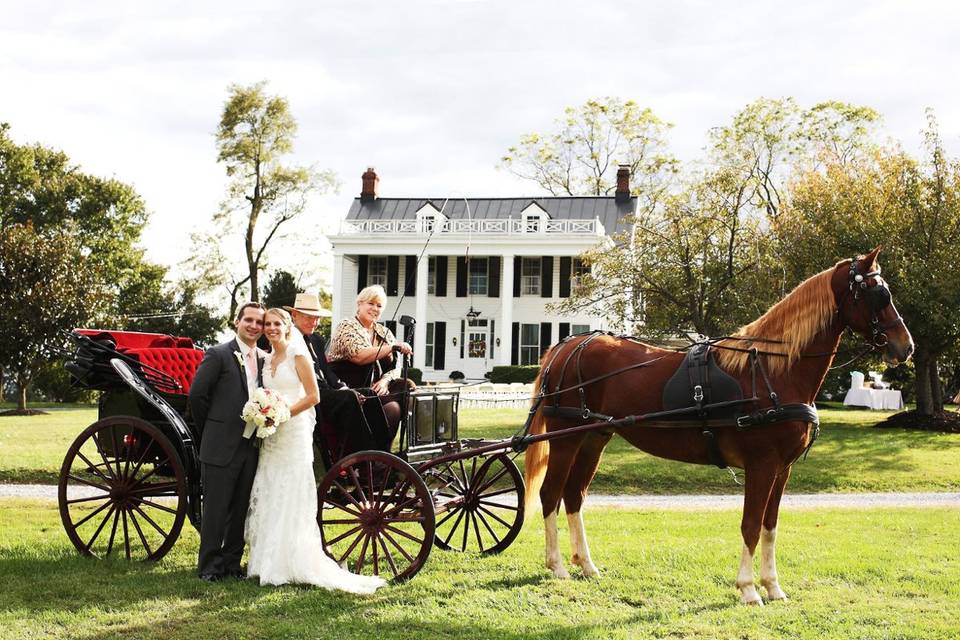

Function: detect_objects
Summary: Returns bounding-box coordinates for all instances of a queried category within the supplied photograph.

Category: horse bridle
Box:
[841,257,904,348]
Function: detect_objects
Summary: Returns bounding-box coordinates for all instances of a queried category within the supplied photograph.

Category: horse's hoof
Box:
[580,563,601,578]
[762,581,788,601]
[739,587,764,606]
[743,597,765,607]
[549,565,571,579]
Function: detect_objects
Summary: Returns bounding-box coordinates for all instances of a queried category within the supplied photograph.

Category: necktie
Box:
[245,348,258,393]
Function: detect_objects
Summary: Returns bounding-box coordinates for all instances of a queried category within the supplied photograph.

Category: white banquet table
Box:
[842,387,903,410]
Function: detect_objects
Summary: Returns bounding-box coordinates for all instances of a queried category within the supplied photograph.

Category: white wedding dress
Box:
[245,338,386,593]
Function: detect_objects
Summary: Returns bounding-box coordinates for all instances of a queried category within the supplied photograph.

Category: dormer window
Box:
[521,202,549,233]
[417,202,446,233]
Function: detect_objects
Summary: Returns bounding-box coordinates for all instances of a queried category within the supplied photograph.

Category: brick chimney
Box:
[615,164,631,203]
[361,167,379,202]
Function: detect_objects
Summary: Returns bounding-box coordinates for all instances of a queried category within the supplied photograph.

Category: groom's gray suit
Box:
[189,339,261,579]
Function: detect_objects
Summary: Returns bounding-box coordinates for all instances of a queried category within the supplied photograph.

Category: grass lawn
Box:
[2,405,960,493]
[1,498,957,640]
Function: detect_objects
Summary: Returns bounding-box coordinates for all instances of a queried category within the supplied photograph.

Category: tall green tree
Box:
[0,223,108,412]
[262,269,304,309]
[209,81,338,317]
[777,113,960,416]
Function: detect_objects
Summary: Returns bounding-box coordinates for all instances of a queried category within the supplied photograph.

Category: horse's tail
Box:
[523,368,550,520]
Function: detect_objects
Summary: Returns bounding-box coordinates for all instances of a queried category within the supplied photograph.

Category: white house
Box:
[327,168,637,381]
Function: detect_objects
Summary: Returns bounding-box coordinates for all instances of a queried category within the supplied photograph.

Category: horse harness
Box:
[525,258,897,469]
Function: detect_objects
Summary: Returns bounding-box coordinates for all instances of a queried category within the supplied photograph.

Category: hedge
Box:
[486,365,540,384]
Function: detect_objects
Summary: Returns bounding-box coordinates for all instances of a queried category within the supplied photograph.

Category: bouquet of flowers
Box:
[241,388,291,439]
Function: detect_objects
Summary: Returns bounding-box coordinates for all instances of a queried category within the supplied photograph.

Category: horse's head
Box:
[834,246,914,366]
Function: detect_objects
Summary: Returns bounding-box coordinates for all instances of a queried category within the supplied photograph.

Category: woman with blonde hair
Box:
[329,285,414,450]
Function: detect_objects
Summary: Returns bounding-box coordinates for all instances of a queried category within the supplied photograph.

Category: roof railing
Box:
[336,217,605,236]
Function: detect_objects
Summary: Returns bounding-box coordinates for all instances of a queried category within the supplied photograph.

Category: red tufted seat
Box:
[125,347,205,394]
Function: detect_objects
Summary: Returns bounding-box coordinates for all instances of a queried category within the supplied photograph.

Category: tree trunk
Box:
[17,381,27,412]
[0,367,5,403]
[929,356,944,413]
[913,348,934,416]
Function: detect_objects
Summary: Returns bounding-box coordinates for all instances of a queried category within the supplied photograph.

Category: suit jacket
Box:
[300,332,346,391]
[188,340,262,467]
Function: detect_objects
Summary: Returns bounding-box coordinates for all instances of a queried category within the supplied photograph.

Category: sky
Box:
[3,0,959,293]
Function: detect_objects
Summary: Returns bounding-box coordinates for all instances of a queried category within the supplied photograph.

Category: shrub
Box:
[487,365,540,384]
[449,370,465,381]
[407,367,423,385]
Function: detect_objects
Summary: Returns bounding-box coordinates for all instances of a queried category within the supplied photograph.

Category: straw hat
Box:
[283,293,332,318]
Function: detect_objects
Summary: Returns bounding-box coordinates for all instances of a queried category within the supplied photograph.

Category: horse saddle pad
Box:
[661,343,743,418]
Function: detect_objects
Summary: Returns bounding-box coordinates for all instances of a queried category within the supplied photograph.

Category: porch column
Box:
[332,251,345,325]
[413,253,429,368]
[499,253,514,366]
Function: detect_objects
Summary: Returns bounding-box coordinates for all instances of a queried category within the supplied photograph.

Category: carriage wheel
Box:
[317,451,435,583]
[426,453,524,555]
[58,416,187,561]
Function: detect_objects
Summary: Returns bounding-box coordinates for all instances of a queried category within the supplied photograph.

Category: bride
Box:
[245,307,386,593]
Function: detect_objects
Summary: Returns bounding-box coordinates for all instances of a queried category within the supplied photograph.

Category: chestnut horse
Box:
[524,248,914,605]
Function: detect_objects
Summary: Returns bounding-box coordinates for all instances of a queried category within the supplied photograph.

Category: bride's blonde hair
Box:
[265,308,293,340]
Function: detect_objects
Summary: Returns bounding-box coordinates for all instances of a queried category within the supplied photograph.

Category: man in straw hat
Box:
[284,293,378,466]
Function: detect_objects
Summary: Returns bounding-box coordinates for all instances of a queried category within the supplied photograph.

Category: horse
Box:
[523,247,914,605]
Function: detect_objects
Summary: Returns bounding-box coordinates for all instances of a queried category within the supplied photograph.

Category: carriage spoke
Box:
[336,530,366,565]
[476,486,517,500]
[355,534,371,573]
[67,493,112,505]
[380,494,420,519]
[435,505,462,529]
[382,523,425,547]
[476,504,512,529]
[474,509,502,545]
[322,518,365,526]
[129,496,177,515]
[75,450,113,484]
[66,472,112,493]
[381,514,426,524]
[331,479,364,510]
[471,508,484,549]
[105,508,121,556]
[477,499,519,511]
[460,509,470,551]
[376,534,398,577]
[474,464,510,496]
[380,477,412,513]
[129,481,179,496]
[366,461,376,503]
[109,425,123,479]
[326,524,363,546]
[132,504,169,537]
[131,465,161,487]
[348,467,368,504]
[126,435,155,481]
[127,509,153,557]
[380,528,415,566]
[83,504,116,552]
[92,438,118,481]
[441,508,466,546]
[122,509,132,560]
[372,531,380,575]
[73,498,113,528]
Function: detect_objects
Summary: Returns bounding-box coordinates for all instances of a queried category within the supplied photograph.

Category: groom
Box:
[188,301,266,582]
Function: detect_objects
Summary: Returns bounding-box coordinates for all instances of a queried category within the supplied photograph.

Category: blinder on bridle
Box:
[846,258,900,347]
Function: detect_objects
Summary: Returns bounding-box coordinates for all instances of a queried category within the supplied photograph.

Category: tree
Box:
[262,269,304,309]
[777,112,960,417]
[211,81,338,317]
[499,97,677,199]
[0,223,107,412]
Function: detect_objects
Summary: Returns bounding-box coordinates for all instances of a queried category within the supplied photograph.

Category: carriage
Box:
[58,327,527,581]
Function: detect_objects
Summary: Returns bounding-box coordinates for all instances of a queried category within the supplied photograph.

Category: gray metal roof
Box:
[346,196,637,235]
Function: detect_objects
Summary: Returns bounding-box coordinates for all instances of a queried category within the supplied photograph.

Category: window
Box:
[572,257,589,295]
[422,215,436,233]
[467,318,488,358]
[572,323,590,335]
[425,322,435,367]
[521,257,541,296]
[520,323,540,366]
[368,256,388,287]
[427,257,437,294]
[524,216,541,233]
[468,257,488,295]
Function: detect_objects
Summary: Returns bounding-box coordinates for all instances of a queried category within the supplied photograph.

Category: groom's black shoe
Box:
[199,572,223,583]
[225,568,246,579]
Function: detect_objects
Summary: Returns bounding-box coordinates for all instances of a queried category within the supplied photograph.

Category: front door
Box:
[463,318,490,379]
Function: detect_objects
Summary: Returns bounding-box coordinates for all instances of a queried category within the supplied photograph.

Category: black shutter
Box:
[513,256,521,297]
[559,257,572,298]
[456,257,467,297]
[488,256,500,298]
[436,256,448,297]
[541,256,553,298]
[511,322,519,365]
[387,256,400,297]
[460,320,465,358]
[385,320,397,336]
[434,322,446,370]
[540,322,552,356]
[490,320,495,359]
[357,255,368,293]
[559,322,570,341]
[404,255,417,296]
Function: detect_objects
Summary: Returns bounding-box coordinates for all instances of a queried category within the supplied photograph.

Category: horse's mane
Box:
[715,261,845,375]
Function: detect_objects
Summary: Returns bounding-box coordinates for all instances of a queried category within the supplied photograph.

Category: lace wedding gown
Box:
[245,338,386,593]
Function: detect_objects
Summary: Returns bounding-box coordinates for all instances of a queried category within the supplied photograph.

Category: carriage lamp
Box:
[123,434,137,448]
[452,337,457,346]
[496,338,500,347]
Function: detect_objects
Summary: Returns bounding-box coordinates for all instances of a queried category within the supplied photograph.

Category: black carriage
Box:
[60,328,526,581]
